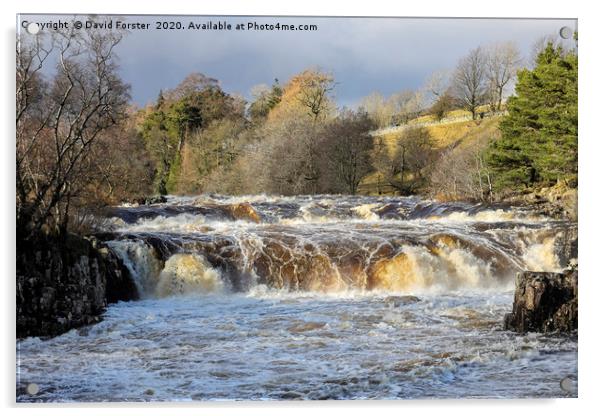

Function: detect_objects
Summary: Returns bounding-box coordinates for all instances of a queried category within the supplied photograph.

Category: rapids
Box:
[16,194,578,401]
[103,194,570,296]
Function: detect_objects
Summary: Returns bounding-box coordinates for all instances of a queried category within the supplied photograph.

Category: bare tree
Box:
[371,127,436,195]
[428,129,496,201]
[295,70,335,193]
[16,25,129,239]
[424,69,451,106]
[360,92,394,128]
[486,42,521,111]
[165,72,219,101]
[452,47,488,120]
[296,70,335,123]
[429,88,456,120]
[360,89,425,128]
[390,90,425,125]
[318,110,376,194]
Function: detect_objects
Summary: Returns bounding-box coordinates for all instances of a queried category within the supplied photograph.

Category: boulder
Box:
[504,269,577,333]
[225,202,262,223]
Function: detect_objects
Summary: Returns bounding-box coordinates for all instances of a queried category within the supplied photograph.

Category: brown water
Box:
[16,194,578,401]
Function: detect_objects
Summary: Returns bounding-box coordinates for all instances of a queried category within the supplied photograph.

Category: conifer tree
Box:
[487,43,577,189]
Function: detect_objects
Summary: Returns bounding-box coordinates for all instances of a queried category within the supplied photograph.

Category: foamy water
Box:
[16,195,577,401]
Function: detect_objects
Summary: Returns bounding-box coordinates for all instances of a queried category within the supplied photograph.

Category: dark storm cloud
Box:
[78,15,577,107]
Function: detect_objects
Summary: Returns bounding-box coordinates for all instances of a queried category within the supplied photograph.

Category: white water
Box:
[16,195,577,401]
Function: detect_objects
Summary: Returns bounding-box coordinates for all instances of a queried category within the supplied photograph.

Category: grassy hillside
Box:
[358,114,503,196]
[406,104,495,125]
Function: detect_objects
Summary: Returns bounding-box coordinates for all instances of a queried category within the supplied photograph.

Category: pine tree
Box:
[486,43,577,190]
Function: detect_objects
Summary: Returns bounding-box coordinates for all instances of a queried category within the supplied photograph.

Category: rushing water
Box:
[16,195,578,401]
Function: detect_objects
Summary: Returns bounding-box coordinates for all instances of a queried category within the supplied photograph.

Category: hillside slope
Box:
[358,114,503,196]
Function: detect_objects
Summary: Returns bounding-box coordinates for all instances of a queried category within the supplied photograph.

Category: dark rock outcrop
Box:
[504,269,577,333]
[132,195,168,205]
[554,226,578,269]
[17,234,138,338]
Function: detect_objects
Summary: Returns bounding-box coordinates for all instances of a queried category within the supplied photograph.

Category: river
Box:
[16,194,578,401]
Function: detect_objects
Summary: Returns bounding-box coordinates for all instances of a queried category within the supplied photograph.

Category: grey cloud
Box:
[24,15,575,107]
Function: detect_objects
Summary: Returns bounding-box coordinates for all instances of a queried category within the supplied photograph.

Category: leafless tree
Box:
[360,92,394,128]
[16,25,130,239]
[424,69,451,106]
[295,70,335,193]
[486,42,521,111]
[428,131,496,201]
[429,88,456,120]
[318,110,376,194]
[452,47,488,120]
[296,70,335,123]
[165,72,219,101]
[371,127,436,195]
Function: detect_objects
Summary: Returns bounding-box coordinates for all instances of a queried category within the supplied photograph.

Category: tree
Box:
[260,69,335,193]
[296,70,335,123]
[530,35,561,68]
[360,89,425,128]
[138,72,245,194]
[139,108,179,195]
[360,92,395,128]
[452,47,488,120]
[16,26,130,238]
[429,88,456,120]
[318,110,376,194]
[164,72,219,101]
[177,118,247,193]
[371,127,436,195]
[486,43,577,189]
[486,42,521,111]
[248,80,282,122]
[429,128,496,201]
[424,70,450,106]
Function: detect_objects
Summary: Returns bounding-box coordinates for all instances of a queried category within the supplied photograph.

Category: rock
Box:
[17,233,139,338]
[374,203,403,219]
[554,226,578,269]
[132,195,167,205]
[225,203,261,223]
[384,295,421,307]
[502,181,577,221]
[532,183,577,220]
[98,244,140,304]
[504,269,577,333]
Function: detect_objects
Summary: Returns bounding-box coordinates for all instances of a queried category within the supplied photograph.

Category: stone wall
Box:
[17,234,138,338]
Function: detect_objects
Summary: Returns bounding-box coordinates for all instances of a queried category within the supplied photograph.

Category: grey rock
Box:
[504,269,577,333]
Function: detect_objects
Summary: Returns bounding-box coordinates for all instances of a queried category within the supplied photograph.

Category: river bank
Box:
[17,234,139,338]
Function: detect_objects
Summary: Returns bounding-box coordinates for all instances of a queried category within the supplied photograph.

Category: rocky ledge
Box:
[504,269,577,333]
[17,234,139,338]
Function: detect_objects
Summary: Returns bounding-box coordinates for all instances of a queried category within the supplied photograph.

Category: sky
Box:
[20,15,577,108]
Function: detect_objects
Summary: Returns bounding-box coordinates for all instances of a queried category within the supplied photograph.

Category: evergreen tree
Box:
[487,43,577,189]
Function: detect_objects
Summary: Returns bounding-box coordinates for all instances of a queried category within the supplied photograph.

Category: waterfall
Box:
[102,194,570,297]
